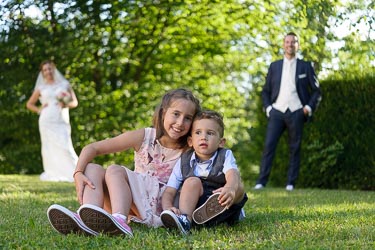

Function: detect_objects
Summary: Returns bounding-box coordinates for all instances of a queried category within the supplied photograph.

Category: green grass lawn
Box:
[0,175,374,249]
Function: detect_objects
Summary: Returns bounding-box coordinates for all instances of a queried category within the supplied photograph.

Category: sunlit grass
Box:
[0,175,374,249]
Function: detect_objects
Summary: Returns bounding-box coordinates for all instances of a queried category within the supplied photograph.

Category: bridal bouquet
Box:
[57,90,72,105]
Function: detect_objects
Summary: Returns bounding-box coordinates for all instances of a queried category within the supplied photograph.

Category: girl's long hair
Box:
[152,88,201,148]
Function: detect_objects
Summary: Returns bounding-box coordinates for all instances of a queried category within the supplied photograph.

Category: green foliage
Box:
[301,140,344,187]
[322,0,375,78]
[0,0,253,172]
[0,1,373,191]
[300,76,375,190]
[1,175,374,249]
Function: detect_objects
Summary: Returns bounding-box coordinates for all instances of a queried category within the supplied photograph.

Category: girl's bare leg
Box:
[105,165,133,216]
[82,163,111,212]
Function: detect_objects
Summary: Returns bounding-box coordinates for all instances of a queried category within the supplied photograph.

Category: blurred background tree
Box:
[0,0,373,189]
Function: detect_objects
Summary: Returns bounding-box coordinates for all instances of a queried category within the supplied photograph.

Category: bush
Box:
[239,75,375,190]
[300,76,375,190]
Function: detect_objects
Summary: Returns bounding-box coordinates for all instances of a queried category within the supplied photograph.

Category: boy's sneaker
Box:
[47,204,98,236]
[192,193,226,224]
[78,204,133,237]
[160,210,191,235]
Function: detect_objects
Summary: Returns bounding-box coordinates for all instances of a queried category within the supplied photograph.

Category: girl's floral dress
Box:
[125,127,182,227]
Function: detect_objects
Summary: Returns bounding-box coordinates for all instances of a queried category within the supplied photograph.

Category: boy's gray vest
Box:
[180,148,227,189]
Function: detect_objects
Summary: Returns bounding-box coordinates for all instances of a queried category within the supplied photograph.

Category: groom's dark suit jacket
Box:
[261,59,321,119]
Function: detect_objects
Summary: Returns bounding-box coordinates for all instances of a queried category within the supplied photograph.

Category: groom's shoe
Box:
[286,185,294,191]
[47,204,98,236]
[254,184,265,190]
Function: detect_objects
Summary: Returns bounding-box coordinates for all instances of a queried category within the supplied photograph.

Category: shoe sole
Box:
[192,193,226,224]
[47,205,98,236]
[160,210,188,235]
[78,204,133,237]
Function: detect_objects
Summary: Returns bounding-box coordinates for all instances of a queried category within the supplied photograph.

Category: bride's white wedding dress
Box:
[37,81,78,182]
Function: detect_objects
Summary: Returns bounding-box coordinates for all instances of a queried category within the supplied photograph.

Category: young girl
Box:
[47,88,201,237]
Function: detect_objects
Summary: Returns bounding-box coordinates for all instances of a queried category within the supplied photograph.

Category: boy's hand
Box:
[213,186,236,209]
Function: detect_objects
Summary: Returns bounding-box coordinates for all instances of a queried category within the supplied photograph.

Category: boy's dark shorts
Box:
[195,181,248,227]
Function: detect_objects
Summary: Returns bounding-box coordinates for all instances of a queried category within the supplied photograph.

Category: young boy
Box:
[161,110,248,234]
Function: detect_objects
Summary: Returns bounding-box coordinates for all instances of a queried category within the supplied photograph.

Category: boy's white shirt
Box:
[166,149,238,190]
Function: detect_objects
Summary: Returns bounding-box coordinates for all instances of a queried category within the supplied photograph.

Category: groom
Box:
[254,32,322,191]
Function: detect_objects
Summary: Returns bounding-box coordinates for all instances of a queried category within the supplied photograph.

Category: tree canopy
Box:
[0,0,373,181]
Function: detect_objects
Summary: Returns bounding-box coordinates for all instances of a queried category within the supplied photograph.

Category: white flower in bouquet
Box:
[57,91,73,105]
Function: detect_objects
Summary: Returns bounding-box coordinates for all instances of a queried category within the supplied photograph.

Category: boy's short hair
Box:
[193,110,225,137]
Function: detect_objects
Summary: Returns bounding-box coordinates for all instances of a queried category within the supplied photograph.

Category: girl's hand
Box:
[213,186,236,209]
[74,172,95,205]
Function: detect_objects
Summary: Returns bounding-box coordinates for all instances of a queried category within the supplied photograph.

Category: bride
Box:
[26,60,78,182]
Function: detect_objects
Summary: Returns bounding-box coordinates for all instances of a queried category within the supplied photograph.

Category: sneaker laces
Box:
[112,213,127,222]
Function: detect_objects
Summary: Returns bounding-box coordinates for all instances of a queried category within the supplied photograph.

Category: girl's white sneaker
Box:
[78,204,133,237]
[47,204,98,236]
